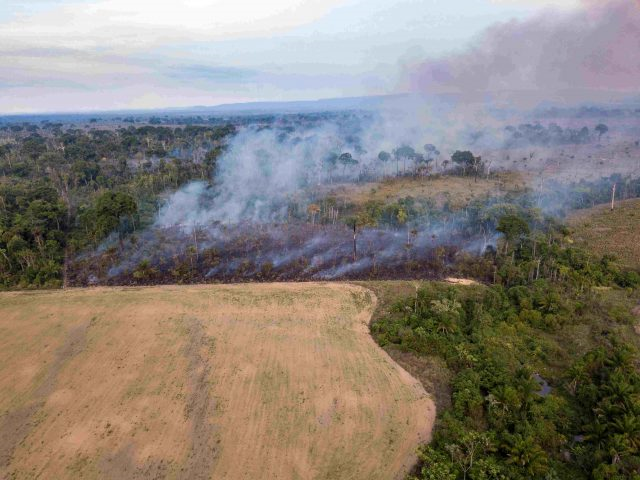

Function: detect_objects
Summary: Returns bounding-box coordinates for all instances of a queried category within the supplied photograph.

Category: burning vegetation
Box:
[1,105,640,288]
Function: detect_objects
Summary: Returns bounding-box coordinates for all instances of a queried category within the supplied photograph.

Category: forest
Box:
[0,122,233,287]
[1,112,633,288]
[372,214,640,479]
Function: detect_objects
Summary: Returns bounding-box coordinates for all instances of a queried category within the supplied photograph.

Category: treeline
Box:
[503,123,610,148]
[318,147,486,183]
[373,214,640,479]
[0,124,234,287]
[303,174,640,244]
[542,174,640,214]
[1,115,638,288]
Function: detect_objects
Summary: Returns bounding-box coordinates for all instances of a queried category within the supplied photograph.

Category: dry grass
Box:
[444,277,479,286]
[568,198,640,270]
[482,137,640,183]
[320,171,527,210]
[0,283,433,480]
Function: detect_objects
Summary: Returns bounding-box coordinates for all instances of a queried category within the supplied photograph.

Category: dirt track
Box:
[0,283,434,479]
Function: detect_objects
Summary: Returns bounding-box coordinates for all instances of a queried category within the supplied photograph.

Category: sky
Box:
[0,0,582,113]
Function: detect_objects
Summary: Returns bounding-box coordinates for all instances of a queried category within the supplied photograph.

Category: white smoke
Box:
[155,111,457,228]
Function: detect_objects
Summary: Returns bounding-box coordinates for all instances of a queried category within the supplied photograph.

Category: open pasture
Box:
[0,283,433,479]
[568,198,640,270]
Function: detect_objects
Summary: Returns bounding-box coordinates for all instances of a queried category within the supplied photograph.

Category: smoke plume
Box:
[406,0,640,105]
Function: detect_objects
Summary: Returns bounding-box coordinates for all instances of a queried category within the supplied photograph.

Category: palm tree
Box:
[606,433,633,466]
[514,369,539,415]
[504,434,549,476]
[611,414,640,450]
[602,373,636,412]
[606,346,634,370]
[430,299,461,335]
[584,419,609,457]
[487,385,520,428]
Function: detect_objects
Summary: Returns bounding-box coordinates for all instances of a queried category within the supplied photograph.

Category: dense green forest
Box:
[372,214,640,479]
[0,124,233,287]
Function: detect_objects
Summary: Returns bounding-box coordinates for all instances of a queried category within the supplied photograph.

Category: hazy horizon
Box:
[0,0,583,114]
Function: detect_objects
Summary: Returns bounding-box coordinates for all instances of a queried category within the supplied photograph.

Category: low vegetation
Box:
[318,172,527,216]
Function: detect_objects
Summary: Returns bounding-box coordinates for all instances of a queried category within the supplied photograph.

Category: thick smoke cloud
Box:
[406,0,640,105]
[158,122,345,226]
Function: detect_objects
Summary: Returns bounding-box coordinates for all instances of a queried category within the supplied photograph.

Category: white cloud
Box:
[0,0,350,50]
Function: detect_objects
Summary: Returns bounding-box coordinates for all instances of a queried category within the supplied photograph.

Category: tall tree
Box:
[377,151,391,177]
[451,150,476,176]
[394,146,415,176]
[338,152,358,177]
[595,123,609,142]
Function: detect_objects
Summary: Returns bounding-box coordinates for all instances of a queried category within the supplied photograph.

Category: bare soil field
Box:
[568,198,640,270]
[0,283,433,480]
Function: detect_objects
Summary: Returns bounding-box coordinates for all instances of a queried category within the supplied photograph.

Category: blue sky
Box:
[0,0,580,113]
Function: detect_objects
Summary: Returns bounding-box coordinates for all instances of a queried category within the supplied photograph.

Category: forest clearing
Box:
[0,283,433,479]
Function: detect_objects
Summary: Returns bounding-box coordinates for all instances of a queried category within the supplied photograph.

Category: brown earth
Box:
[0,283,434,480]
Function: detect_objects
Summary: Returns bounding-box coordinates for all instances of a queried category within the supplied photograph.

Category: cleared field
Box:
[0,283,433,480]
[568,198,640,269]
[322,171,527,210]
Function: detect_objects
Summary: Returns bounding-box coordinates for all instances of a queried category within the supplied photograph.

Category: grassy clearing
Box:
[319,171,528,211]
[0,283,432,480]
[568,198,640,270]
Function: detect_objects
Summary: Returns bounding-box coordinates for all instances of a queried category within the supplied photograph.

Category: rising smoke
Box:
[406,0,640,106]
[77,0,640,284]
[156,111,450,228]
[96,108,504,282]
